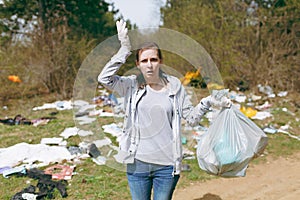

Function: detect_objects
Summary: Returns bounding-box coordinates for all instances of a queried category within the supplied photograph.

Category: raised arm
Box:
[98,20,132,96]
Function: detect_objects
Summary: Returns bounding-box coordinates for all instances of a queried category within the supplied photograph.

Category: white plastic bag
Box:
[197,105,268,177]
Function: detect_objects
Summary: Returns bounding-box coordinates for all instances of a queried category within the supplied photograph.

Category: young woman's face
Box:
[136,48,161,81]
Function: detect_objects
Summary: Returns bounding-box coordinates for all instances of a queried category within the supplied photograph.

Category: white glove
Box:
[200,89,232,110]
[210,95,232,108]
[210,89,232,108]
[116,20,131,49]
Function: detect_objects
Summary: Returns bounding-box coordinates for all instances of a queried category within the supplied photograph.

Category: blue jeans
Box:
[127,159,180,200]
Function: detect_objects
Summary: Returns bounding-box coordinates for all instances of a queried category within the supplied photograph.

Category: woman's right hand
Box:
[116,20,131,50]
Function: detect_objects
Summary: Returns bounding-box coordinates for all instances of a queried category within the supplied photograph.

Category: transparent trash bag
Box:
[197,105,268,177]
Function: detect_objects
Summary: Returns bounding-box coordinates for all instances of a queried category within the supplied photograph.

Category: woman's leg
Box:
[152,165,180,200]
[127,160,152,200]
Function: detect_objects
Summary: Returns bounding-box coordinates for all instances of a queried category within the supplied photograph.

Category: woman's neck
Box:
[146,77,165,91]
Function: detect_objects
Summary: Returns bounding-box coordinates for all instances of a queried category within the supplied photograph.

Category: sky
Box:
[105,0,167,28]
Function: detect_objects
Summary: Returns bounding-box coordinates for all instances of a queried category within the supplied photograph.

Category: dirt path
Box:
[173,152,300,200]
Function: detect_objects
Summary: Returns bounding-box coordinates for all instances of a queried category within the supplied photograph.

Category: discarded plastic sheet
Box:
[77,104,97,114]
[32,100,73,111]
[93,138,112,148]
[234,94,247,103]
[2,165,26,178]
[92,156,107,165]
[60,127,80,139]
[75,115,96,125]
[251,111,273,120]
[197,106,268,177]
[0,143,73,168]
[277,91,288,97]
[102,123,123,138]
[78,130,94,137]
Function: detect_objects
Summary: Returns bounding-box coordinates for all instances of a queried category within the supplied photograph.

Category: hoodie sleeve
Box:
[180,87,210,126]
[98,46,133,97]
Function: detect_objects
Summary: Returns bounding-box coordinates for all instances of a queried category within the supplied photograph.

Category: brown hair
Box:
[135,42,168,88]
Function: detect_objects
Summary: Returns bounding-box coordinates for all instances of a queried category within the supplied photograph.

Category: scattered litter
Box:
[234,94,247,103]
[0,166,11,174]
[257,84,275,98]
[102,123,122,139]
[11,168,69,198]
[93,138,112,148]
[250,94,262,101]
[277,129,300,141]
[251,111,273,120]
[0,114,32,125]
[256,101,272,110]
[89,109,115,117]
[281,107,296,116]
[181,164,191,172]
[75,115,96,125]
[32,100,73,111]
[22,193,38,200]
[240,106,257,118]
[60,127,79,139]
[32,118,51,126]
[78,130,94,137]
[44,164,75,180]
[93,93,118,107]
[8,75,21,83]
[76,104,97,114]
[0,143,73,168]
[181,136,187,145]
[262,124,300,141]
[92,156,107,165]
[263,126,277,134]
[67,146,85,155]
[87,143,107,165]
[40,138,65,146]
[277,91,288,97]
[182,148,195,160]
[87,143,101,158]
[2,165,26,178]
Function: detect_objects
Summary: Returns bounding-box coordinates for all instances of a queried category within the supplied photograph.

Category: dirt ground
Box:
[173,152,300,200]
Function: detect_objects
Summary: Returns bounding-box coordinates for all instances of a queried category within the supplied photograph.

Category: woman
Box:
[98,20,230,200]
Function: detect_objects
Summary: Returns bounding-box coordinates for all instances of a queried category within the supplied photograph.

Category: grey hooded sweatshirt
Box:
[98,45,209,175]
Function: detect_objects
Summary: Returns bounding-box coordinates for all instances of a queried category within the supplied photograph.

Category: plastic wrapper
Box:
[197,106,268,177]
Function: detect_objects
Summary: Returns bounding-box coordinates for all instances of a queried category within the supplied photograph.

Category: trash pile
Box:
[1,83,299,198]
[0,87,125,199]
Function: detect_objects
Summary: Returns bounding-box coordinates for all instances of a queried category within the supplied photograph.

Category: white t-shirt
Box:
[135,85,174,165]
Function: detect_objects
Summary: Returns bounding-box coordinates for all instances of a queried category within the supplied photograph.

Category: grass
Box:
[0,90,300,199]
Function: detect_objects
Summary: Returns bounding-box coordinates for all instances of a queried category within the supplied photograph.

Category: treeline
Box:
[0,0,299,103]
[162,0,299,92]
